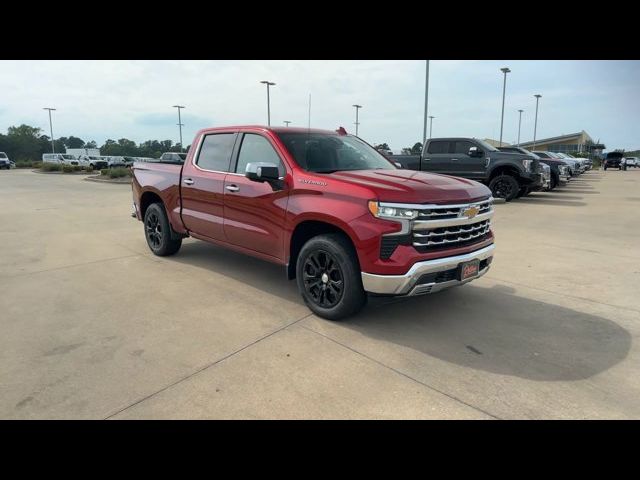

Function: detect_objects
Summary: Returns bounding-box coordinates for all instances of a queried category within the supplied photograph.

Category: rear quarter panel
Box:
[132,162,186,234]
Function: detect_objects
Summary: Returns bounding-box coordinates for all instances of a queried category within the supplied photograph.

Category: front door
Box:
[453,140,486,180]
[223,132,289,261]
[180,132,238,241]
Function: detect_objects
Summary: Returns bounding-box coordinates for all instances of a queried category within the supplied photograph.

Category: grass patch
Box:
[40,162,63,172]
[101,167,132,179]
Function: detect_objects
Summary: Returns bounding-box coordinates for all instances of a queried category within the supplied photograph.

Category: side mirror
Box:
[469,146,483,157]
[394,162,403,169]
[245,162,281,182]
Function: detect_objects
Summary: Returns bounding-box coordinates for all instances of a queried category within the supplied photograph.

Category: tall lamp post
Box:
[260,80,276,126]
[172,105,185,152]
[499,67,511,147]
[284,121,292,127]
[423,60,430,147]
[352,104,362,136]
[533,94,542,150]
[428,115,435,139]
[43,107,56,153]
[517,109,523,146]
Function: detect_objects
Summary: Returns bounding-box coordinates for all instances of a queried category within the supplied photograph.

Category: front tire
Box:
[489,174,519,202]
[296,233,367,321]
[143,203,182,256]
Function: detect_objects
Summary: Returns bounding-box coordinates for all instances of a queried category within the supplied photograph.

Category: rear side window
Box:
[235,134,284,176]
[453,141,474,155]
[196,133,236,172]
[427,141,450,154]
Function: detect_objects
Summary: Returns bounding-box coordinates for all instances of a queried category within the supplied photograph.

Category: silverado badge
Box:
[462,205,480,219]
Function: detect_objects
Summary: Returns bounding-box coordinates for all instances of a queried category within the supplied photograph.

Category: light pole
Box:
[423,60,430,147]
[260,80,276,126]
[428,115,435,139]
[352,104,362,136]
[284,121,292,127]
[499,67,511,146]
[517,109,523,146]
[43,107,56,153]
[533,94,542,150]
[172,105,185,152]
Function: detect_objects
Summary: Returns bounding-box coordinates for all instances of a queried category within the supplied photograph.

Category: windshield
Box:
[276,132,396,173]
[0,153,7,158]
[177,153,187,160]
[475,139,499,152]
[61,154,75,160]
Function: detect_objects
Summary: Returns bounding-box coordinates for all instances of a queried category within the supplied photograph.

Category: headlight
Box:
[522,159,533,172]
[368,201,419,220]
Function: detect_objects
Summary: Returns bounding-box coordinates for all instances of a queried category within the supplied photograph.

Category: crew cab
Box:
[132,126,496,320]
[389,138,542,202]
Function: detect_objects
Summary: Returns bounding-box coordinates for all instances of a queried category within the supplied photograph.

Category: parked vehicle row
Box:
[387,138,582,202]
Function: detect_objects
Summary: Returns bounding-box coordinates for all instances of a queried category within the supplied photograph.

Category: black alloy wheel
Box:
[145,211,163,251]
[302,250,344,308]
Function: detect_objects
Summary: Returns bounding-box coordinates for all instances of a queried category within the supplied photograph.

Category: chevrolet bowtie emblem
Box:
[462,206,480,219]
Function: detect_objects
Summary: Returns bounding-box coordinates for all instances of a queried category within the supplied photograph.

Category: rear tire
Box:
[296,233,367,321]
[489,175,519,202]
[143,203,182,256]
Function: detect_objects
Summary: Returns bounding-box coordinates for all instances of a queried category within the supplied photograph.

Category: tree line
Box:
[0,124,188,162]
[374,142,423,155]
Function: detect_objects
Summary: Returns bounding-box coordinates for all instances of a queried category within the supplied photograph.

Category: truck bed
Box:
[132,161,183,231]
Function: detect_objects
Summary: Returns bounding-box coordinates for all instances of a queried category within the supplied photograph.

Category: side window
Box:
[454,141,475,155]
[427,141,451,154]
[235,133,284,176]
[196,133,236,172]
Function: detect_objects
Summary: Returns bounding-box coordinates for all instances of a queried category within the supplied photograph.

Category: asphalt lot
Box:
[1,168,639,419]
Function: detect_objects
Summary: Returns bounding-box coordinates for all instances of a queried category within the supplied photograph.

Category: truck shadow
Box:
[350,284,631,382]
[168,242,630,382]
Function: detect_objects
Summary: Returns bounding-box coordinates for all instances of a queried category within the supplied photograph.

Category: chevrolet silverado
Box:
[132,126,495,320]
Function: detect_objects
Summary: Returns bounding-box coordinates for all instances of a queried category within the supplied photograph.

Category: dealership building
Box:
[518,131,605,156]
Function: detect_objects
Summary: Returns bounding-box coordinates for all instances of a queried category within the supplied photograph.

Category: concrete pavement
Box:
[0,169,638,419]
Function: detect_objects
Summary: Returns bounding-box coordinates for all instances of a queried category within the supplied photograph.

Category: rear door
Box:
[180,131,238,241]
[223,132,289,261]
[422,140,454,174]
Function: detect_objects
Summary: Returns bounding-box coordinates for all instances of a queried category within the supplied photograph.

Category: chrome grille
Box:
[413,219,491,247]
[416,198,493,220]
[411,197,494,251]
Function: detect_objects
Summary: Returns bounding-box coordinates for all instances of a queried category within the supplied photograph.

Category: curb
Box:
[31,169,93,175]
[84,175,132,184]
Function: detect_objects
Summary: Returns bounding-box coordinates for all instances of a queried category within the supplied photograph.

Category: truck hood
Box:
[322,169,491,204]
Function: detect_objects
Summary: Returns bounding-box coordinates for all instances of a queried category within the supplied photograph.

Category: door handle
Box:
[423,158,431,161]
[451,158,459,162]
[183,178,194,185]
[225,184,240,192]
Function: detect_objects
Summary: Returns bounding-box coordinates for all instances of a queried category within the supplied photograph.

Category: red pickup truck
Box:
[132,126,495,320]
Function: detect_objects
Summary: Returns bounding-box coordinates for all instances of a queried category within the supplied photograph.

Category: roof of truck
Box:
[198,125,344,135]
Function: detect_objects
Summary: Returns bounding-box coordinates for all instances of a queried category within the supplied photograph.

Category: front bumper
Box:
[361,243,495,296]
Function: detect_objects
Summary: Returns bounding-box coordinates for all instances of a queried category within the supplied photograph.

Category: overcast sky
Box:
[1,60,638,152]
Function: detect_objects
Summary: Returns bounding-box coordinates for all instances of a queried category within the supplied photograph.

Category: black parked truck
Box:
[388,138,542,202]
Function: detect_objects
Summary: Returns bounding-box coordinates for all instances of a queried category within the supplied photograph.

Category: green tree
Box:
[85,140,97,149]
[374,143,390,151]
